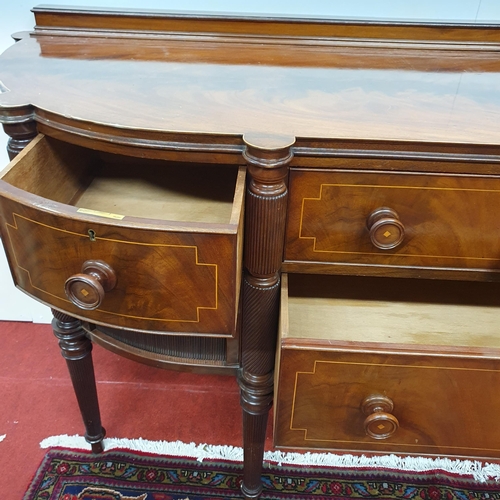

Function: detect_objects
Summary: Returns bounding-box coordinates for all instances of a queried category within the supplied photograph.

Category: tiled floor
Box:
[0,321,273,497]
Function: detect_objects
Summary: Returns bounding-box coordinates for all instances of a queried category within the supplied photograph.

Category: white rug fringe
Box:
[40,434,500,483]
[40,435,243,462]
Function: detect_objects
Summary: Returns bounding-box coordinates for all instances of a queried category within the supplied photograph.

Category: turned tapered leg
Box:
[51,309,105,453]
[239,134,294,498]
[239,277,280,498]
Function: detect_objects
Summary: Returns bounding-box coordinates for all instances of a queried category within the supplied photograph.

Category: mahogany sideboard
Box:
[3,6,500,497]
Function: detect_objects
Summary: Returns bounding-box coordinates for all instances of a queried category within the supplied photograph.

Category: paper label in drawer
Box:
[77,208,125,220]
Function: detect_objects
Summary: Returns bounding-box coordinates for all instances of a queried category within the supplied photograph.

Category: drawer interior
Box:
[1,135,242,224]
[283,273,500,350]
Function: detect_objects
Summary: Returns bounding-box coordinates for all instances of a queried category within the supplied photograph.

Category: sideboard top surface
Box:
[2,6,500,147]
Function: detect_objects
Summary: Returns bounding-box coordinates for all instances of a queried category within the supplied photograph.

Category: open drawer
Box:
[275,273,500,458]
[0,135,245,335]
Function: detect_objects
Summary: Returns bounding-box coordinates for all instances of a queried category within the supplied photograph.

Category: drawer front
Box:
[285,169,500,271]
[275,348,500,457]
[0,199,240,335]
[0,137,244,335]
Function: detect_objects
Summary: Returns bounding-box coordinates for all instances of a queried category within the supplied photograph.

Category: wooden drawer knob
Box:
[367,207,405,250]
[361,394,399,440]
[65,260,117,310]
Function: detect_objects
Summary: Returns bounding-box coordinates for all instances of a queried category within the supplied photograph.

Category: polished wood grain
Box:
[0,135,244,335]
[361,395,399,440]
[286,168,500,274]
[0,102,37,160]
[275,346,500,455]
[30,33,500,71]
[4,7,500,498]
[238,134,294,499]
[65,260,118,311]
[30,5,500,42]
[2,9,500,150]
[275,274,500,455]
[366,207,405,250]
[51,309,105,453]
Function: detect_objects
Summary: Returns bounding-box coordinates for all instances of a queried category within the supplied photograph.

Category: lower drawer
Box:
[275,273,500,457]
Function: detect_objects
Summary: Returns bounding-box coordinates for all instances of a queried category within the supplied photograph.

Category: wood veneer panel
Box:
[275,347,500,456]
[3,19,500,147]
[30,6,500,43]
[0,136,244,335]
[286,169,500,272]
[275,274,500,455]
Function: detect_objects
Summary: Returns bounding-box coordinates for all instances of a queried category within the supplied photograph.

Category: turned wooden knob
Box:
[65,260,117,310]
[361,394,399,440]
[366,207,405,250]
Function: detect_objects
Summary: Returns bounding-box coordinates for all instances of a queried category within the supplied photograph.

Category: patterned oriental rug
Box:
[23,448,500,500]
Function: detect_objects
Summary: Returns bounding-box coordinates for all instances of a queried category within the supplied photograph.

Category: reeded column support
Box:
[239,133,295,499]
[51,309,105,453]
[0,104,37,159]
